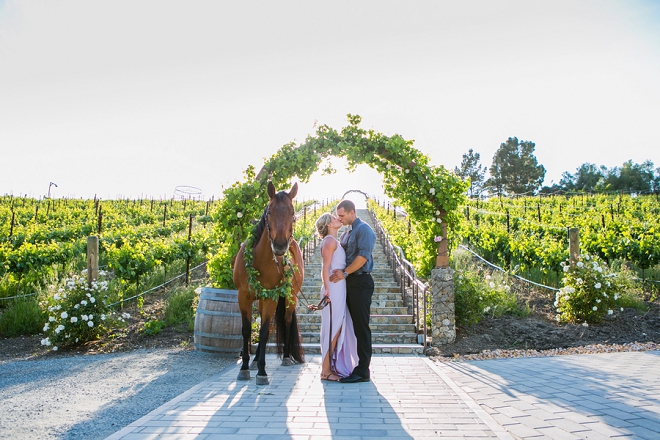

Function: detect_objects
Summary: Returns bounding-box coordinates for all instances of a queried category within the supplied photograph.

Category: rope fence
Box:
[458,244,560,292]
[108,261,208,307]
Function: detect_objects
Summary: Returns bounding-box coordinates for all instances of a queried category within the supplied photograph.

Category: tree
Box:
[486,137,546,196]
[454,148,486,197]
[599,160,655,193]
[559,163,603,192]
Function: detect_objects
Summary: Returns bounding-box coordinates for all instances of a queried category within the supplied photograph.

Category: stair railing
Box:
[296,204,320,261]
[368,209,429,349]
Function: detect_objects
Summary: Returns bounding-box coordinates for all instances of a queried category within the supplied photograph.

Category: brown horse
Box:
[233,181,305,385]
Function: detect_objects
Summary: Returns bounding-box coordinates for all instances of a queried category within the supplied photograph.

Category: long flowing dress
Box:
[319,236,359,377]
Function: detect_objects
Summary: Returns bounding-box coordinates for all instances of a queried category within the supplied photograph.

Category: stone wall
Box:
[431,266,456,345]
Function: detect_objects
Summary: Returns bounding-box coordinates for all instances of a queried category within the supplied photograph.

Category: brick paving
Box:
[105,350,660,439]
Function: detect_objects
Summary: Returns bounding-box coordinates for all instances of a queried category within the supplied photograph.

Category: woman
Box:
[312,212,358,381]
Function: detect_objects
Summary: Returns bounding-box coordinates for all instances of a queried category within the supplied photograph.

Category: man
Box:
[329,199,376,383]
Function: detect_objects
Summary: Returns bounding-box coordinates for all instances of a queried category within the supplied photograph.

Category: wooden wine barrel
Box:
[193,287,242,357]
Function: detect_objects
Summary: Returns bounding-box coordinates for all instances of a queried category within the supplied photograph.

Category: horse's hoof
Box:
[281,357,295,367]
[250,361,258,371]
[237,370,250,381]
[256,375,269,386]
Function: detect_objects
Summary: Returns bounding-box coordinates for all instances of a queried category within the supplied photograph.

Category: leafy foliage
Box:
[462,194,660,284]
[241,227,298,303]
[209,114,468,286]
[163,286,198,330]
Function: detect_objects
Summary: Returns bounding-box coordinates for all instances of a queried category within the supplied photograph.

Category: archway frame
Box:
[210,114,468,287]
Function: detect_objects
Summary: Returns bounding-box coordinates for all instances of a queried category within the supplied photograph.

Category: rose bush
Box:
[555,254,622,324]
[40,271,128,350]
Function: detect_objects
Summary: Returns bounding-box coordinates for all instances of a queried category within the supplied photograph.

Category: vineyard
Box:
[368,193,660,289]
[1,190,658,343]
[460,193,660,287]
[0,195,214,297]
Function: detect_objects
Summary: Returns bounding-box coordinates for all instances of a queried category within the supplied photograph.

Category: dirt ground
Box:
[431,275,660,359]
[0,285,197,361]
[2,279,660,362]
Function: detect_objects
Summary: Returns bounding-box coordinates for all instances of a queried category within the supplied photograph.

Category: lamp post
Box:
[47,182,58,198]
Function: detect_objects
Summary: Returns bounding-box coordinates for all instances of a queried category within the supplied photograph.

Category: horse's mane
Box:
[251,206,269,250]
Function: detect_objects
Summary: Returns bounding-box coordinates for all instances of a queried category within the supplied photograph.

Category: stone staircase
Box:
[295,209,423,355]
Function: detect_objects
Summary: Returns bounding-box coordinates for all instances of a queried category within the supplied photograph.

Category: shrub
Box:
[163,286,197,331]
[143,319,165,335]
[554,254,635,324]
[453,250,526,325]
[0,296,43,337]
[40,271,127,350]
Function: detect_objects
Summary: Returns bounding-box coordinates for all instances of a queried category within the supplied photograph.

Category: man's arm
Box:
[329,256,367,282]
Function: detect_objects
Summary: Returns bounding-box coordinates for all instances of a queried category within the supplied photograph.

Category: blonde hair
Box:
[315,212,333,238]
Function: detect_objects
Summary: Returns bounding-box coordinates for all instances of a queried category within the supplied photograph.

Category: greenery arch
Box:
[341,189,370,200]
[209,114,468,288]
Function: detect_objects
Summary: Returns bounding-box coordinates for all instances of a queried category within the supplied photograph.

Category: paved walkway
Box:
[106,350,660,439]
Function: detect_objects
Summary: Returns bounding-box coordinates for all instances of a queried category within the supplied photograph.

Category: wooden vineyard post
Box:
[97,205,103,234]
[87,236,99,287]
[569,228,579,266]
[185,214,193,286]
[9,211,15,238]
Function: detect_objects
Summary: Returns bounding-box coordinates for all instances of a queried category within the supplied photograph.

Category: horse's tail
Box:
[275,295,305,363]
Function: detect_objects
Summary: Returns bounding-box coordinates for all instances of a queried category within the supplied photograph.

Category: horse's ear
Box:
[288,182,298,200]
[267,181,276,199]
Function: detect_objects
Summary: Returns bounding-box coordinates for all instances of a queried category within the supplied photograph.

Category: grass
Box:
[451,249,532,326]
[0,296,44,337]
[163,286,197,331]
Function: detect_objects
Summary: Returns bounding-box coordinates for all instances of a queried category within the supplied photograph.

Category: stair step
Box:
[298,323,417,332]
[298,292,404,302]
[253,343,424,355]
[300,286,402,294]
[299,332,418,344]
[297,299,405,308]
[296,314,414,325]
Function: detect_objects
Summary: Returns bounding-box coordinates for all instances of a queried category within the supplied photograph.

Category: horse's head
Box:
[265,181,298,256]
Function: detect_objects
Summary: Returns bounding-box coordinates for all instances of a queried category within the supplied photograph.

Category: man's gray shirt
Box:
[339,216,376,274]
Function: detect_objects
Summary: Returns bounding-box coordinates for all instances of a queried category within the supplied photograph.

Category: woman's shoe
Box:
[320,372,341,381]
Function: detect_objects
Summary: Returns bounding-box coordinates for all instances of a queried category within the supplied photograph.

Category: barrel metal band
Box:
[193,343,242,352]
[196,309,240,317]
[194,331,242,339]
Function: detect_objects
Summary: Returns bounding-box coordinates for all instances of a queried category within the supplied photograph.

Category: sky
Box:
[1,0,659,203]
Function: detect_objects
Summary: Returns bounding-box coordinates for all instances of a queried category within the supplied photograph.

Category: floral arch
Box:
[341,189,371,200]
[209,115,468,287]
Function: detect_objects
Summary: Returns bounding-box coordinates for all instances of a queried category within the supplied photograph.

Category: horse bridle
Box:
[264,206,296,258]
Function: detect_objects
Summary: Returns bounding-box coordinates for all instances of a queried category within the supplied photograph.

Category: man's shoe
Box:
[339,373,370,383]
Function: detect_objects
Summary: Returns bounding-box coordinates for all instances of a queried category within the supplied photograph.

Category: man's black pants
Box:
[345,273,374,378]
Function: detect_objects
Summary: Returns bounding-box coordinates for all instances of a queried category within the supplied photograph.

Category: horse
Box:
[233,181,305,385]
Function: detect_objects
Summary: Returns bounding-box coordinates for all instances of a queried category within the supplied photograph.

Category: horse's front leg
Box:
[256,313,272,385]
[281,306,295,366]
[237,310,251,381]
[250,340,260,371]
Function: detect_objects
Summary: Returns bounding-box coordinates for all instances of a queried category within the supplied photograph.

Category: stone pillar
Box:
[431,266,456,345]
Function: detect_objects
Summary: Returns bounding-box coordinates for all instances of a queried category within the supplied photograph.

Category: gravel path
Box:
[0,348,235,440]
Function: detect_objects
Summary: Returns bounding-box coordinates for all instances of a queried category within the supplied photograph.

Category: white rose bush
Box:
[555,254,621,324]
[41,271,125,350]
